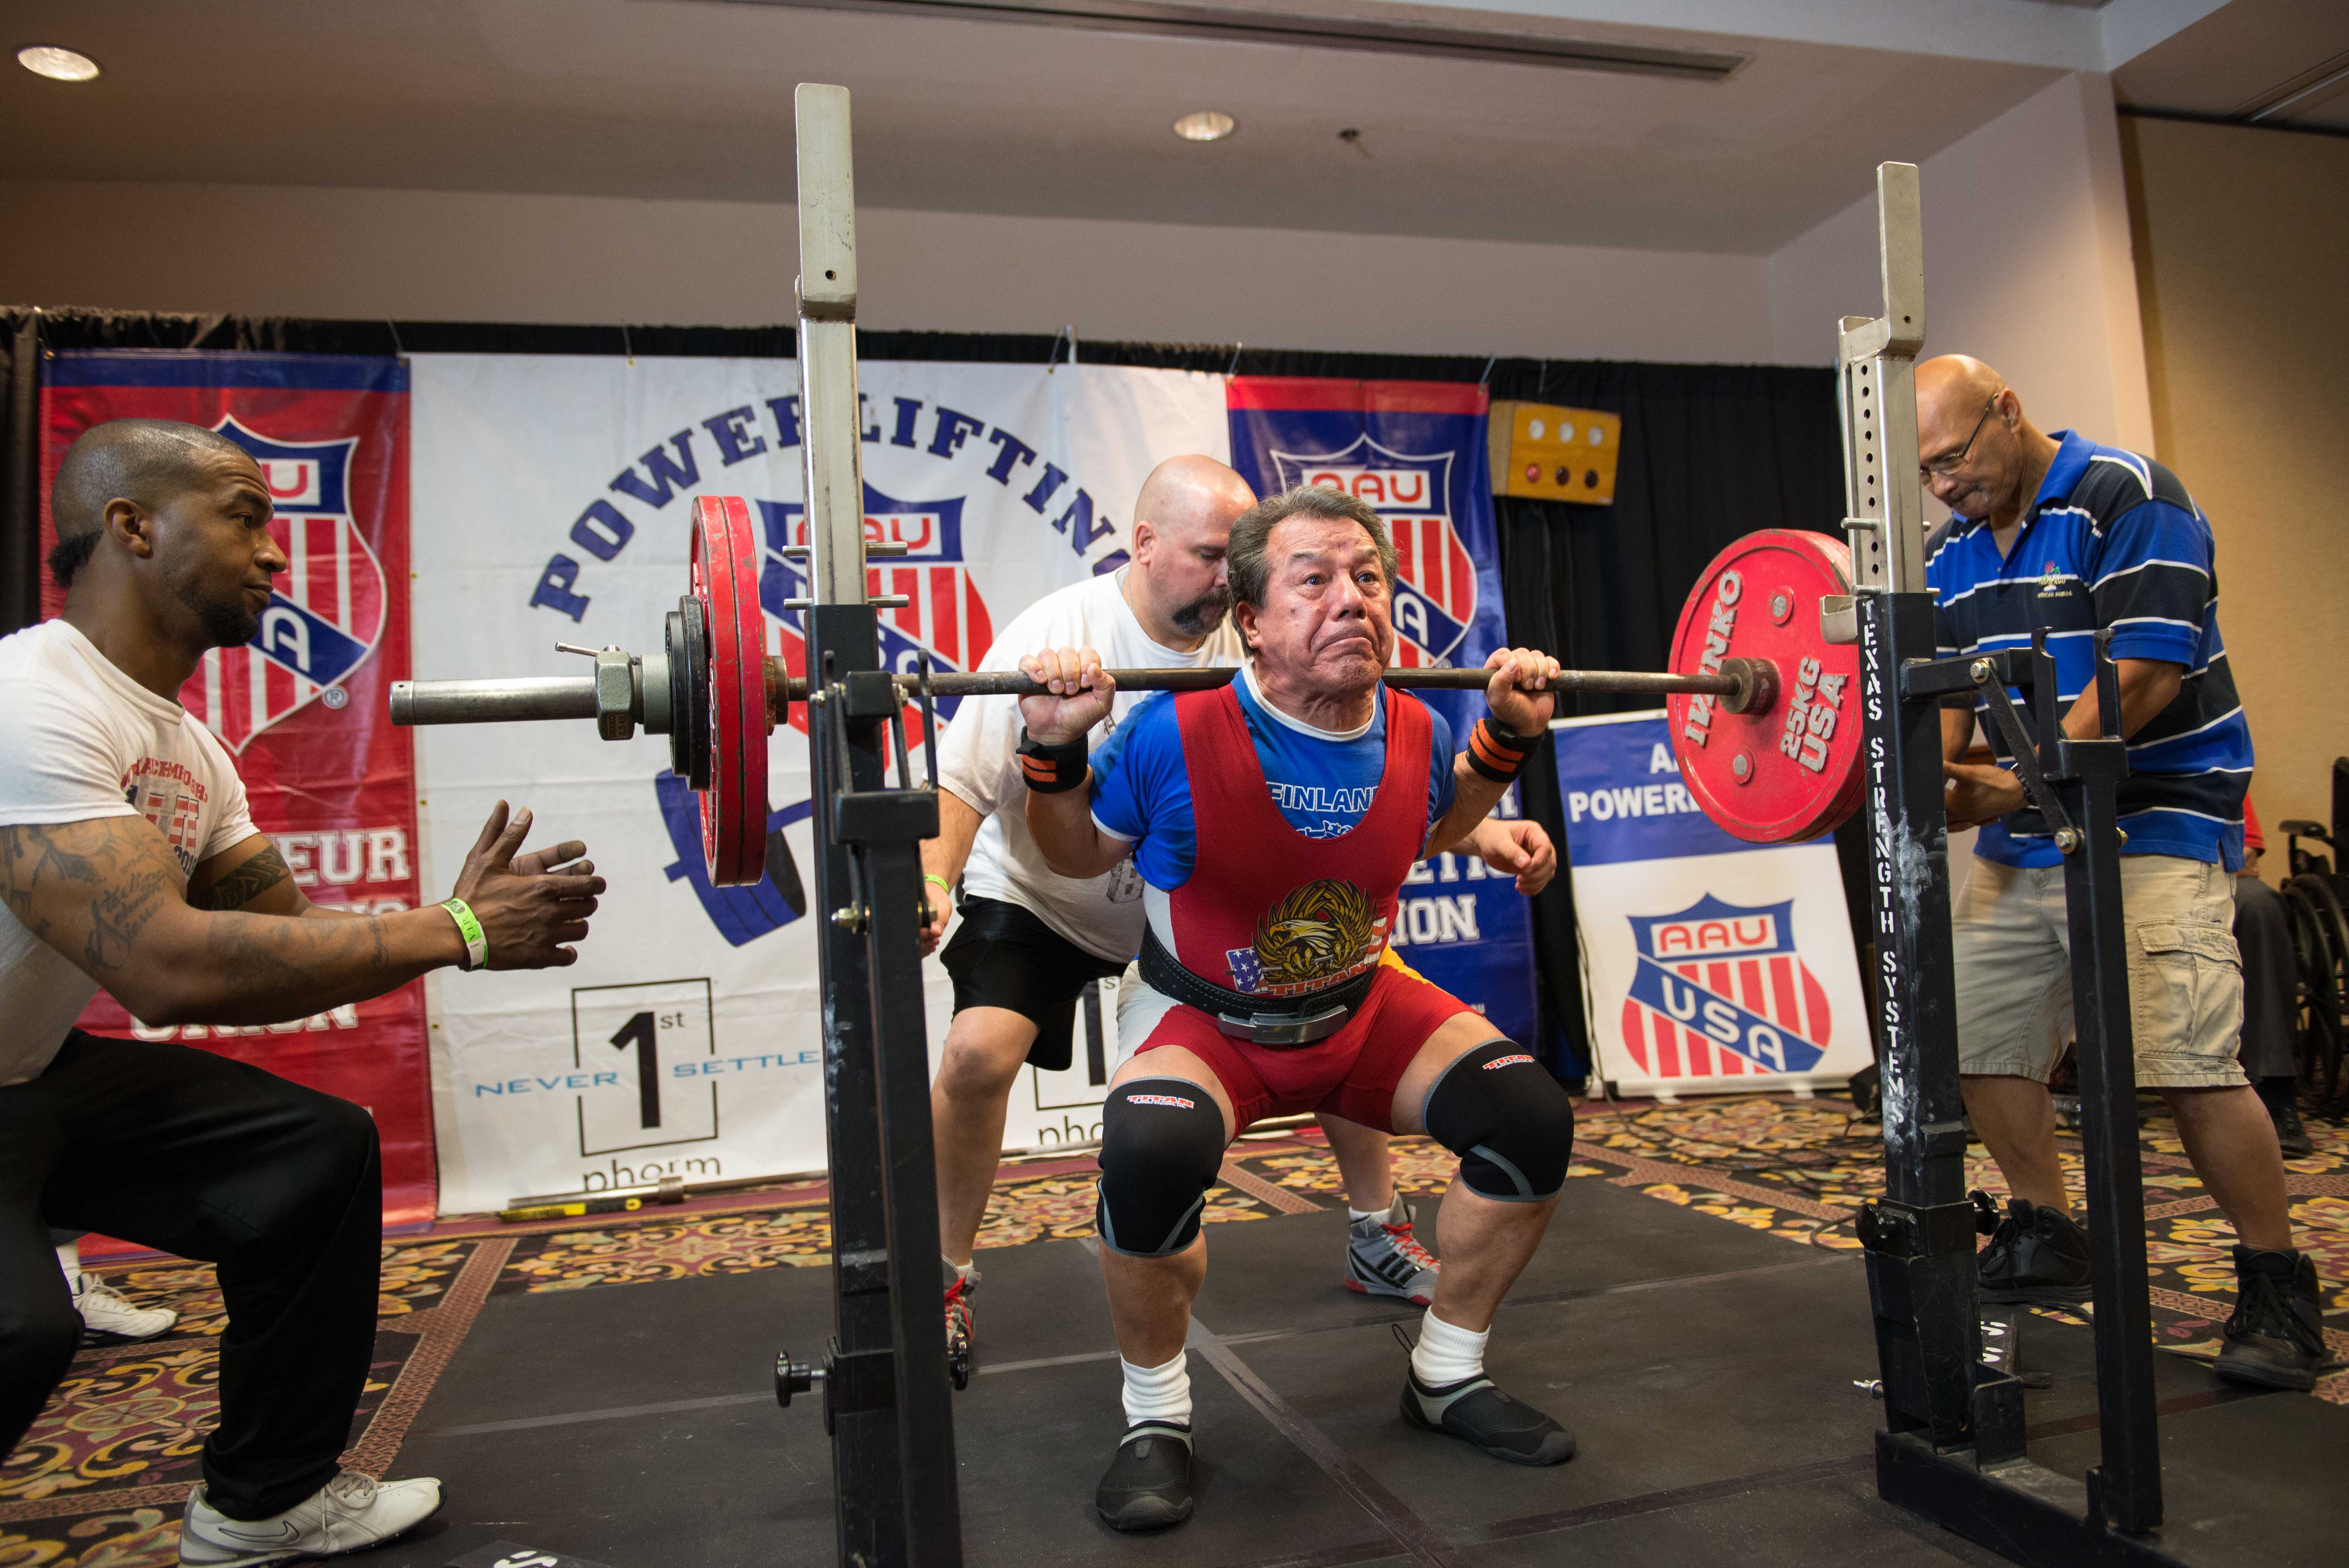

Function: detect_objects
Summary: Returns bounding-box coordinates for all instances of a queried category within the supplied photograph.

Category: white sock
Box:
[943,1256,975,1285]
[54,1239,80,1292]
[1120,1351,1192,1429]
[1410,1309,1488,1387]
[1349,1197,1401,1224]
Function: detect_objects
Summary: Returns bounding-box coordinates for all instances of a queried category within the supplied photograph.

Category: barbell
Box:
[390,495,1864,884]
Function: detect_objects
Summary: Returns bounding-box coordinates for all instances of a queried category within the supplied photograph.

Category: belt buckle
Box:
[1217,1003,1349,1048]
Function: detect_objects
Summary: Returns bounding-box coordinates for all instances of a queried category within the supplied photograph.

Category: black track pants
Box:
[0,1030,381,1519]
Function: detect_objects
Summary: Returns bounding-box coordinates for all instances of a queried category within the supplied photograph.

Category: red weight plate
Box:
[693,495,770,886]
[1666,530,1862,844]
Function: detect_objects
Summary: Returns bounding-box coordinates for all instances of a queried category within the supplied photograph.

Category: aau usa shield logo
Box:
[1271,435,1475,669]
[184,419,387,752]
[1619,894,1832,1078]
[756,481,996,733]
[654,480,1002,949]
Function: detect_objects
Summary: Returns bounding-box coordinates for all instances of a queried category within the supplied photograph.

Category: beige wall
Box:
[2123,116,2349,868]
[0,180,1775,363]
[1768,72,2156,455]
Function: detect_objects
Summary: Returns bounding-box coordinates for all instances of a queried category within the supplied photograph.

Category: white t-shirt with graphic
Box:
[0,620,256,1084]
[934,568,1242,962]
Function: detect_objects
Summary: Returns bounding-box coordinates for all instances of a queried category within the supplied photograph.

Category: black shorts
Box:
[939,896,1128,1073]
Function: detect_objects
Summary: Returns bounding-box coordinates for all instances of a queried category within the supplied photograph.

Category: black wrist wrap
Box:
[1465,718,1539,783]
[1018,728,1089,794]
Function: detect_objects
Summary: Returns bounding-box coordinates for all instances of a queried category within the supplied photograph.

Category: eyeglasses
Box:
[1920,396,1999,479]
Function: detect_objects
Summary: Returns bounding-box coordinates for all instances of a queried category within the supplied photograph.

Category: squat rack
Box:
[1843,165,2185,1565]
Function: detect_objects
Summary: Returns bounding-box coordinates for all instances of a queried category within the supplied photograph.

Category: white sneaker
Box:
[72,1271,179,1344]
[178,1471,443,1566]
[1345,1198,1442,1305]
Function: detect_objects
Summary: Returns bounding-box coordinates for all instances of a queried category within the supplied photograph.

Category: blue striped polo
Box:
[1925,430,2252,870]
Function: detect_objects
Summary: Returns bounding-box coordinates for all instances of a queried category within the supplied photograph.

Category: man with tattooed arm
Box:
[0,420,602,1566]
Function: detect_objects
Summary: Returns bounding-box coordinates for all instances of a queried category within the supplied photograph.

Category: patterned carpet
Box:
[6,1094,2343,1565]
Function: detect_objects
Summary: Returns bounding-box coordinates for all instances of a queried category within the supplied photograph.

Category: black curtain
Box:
[0,308,1852,1080]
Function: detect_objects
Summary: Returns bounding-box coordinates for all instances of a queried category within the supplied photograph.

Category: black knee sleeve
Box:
[1095,1079,1226,1257]
[1421,1040,1575,1202]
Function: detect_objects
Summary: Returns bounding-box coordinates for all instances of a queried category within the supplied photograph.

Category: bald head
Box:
[1916,355,2005,434]
[1128,455,1256,643]
[1914,355,2057,526]
[51,419,254,588]
[1134,454,1256,541]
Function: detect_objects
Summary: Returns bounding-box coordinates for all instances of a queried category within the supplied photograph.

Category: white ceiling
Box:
[0,0,2288,253]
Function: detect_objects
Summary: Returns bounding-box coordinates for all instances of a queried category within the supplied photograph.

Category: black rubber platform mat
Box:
[361,1175,2343,1568]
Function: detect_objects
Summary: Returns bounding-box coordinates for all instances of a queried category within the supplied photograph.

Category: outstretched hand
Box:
[1017,646,1116,747]
[449,802,605,969]
[1484,647,1563,734]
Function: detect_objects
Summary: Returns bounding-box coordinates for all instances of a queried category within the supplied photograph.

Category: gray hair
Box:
[1224,484,1397,614]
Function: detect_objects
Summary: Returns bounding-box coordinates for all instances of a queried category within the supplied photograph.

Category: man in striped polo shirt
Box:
[1922,355,2320,1392]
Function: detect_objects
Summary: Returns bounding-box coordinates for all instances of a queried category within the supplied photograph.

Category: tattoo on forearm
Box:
[190,846,293,911]
[84,867,169,971]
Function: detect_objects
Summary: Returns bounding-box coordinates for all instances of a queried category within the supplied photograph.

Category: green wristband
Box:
[923,873,954,897]
[440,898,488,972]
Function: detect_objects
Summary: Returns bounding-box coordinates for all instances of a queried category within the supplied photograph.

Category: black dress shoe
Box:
[1095,1422,1193,1532]
[1401,1370,1575,1465]
[1975,1196,2092,1307]
[2216,1247,2326,1392]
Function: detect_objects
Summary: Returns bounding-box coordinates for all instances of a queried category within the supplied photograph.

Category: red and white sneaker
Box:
[943,1263,977,1380]
[1345,1199,1441,1305]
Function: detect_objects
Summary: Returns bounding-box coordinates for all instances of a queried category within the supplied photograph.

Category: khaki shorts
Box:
[1952,854,2246,1090]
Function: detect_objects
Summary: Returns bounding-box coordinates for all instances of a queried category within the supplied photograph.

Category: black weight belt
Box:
[1139,928,1377,1047]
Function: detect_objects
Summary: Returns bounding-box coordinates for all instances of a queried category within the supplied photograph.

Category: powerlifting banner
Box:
[1224,378,1536,1044]
[37,351,435,1226]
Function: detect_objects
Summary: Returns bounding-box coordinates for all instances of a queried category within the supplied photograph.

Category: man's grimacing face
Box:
[1236,514,1395,690]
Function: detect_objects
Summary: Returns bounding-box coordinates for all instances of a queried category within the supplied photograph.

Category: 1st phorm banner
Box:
[1225,378,1536,1044]
[39,351,436,1225]
[408,358,1245,1213]
[1551,710,1870,1098]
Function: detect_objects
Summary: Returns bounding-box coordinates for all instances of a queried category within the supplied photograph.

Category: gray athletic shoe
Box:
[179,1472,442,1566]
[1346,1198,1441,1305]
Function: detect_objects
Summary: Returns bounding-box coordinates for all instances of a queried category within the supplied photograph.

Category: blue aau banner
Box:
[1225,378,1533,1042]
[1552,711,1870,1095]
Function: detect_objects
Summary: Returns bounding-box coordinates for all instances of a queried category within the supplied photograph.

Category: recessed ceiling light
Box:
[1172,111,1236,143]
[17,45,100,82]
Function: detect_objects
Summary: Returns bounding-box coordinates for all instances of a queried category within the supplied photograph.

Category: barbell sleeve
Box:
[389,675,602,726]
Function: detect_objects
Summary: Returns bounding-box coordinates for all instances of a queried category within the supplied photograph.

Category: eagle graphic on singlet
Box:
[1250,879,1379,992]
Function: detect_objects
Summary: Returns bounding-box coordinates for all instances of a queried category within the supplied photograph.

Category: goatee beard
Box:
[1169,588,1232,637]
[179,582,262,649]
